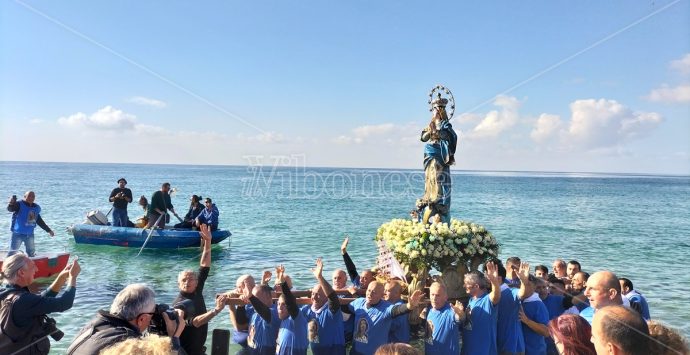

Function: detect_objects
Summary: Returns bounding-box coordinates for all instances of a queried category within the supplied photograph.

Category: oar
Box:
[105,207,114,218]
[136,214,164,257]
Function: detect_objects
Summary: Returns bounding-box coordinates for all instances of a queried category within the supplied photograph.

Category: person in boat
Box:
[0,254,80,355]
[194,198,219,231]
[66,283,185,355]
[419,91,457,224]
[135,195,149,228]
[109,177,133,227]
[6,191,55,257]
[146,182,180,229]
[173,224,227,355]
[174,195,204,229]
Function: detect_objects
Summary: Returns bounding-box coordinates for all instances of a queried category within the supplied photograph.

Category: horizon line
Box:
[1,159,688,178]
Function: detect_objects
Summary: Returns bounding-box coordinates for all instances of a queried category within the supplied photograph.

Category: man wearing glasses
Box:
[67,283,185,354]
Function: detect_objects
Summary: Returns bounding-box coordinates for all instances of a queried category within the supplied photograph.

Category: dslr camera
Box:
[42,316,64,341]
[149,299,195,336]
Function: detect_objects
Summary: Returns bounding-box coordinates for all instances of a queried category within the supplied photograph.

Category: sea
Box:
[0,161,688,353]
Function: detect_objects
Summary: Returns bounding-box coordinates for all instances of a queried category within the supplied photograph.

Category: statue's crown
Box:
[431,97,449,108]
[427,84,455,118]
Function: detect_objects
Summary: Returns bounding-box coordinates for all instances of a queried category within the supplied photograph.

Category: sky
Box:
[1,1,689,174]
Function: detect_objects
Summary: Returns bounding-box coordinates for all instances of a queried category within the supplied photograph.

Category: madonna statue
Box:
[417,85,457,224]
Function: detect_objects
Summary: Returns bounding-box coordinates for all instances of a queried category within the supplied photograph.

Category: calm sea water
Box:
[1,161,688,353]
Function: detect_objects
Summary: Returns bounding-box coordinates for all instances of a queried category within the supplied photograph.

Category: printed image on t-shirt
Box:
[27,210,37,226]
[248,324,256,348]
[353,318,369,344]
[308,319,319,343]
[425,319,435,345]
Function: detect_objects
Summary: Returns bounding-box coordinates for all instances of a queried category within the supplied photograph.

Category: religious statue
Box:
[416,85,457,224]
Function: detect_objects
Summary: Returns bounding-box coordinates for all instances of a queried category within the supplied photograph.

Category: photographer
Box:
[0,254,80,355]
[67,283,185,355]
[173,224,227,355]
[109,178,133,227]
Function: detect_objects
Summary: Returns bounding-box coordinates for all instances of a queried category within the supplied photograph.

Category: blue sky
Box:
[1,0,689,174]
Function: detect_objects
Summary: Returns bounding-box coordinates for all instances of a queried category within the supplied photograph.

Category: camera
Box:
[149,299,195,335]
[42,316,64,341]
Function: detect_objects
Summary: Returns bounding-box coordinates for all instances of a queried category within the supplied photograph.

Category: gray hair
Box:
[0,254,30,284]
[464,271,488,290]
[110,283,156,321]
[178,269,198,281]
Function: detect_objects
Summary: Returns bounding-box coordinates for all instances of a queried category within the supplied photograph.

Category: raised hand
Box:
[312,258,324,279]
[485,261,500,285]
[276,265,285,284]
[517,262,530,281]
[262,270,272,285]
[200,224,212,244]
[69,258,81,279]
[408,290,424,309]
[340,236,349,255]
[451,300,465,317]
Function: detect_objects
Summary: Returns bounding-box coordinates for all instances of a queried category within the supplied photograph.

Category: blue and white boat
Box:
[68,224,231,248]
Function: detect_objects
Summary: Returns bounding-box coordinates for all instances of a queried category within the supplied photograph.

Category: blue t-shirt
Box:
[627,291,651,320]
[542,295,567,320]
[12,201,41,234]
[522,299,549,355]
[301,304,345,355]
[579,306,594,325]
[497,286,524,353]
[388,300,410,343]
[276,310,308,355]
[461,292,497,355]
[348,298,394,355]
[248,304,280,354]
[425,303,461,355]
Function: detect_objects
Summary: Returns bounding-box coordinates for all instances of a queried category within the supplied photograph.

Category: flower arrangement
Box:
[375,218,500,272]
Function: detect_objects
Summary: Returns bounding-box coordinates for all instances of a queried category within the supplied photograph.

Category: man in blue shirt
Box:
[619,278,651,320]
[243,283,280,355]
[461,261,502,355]
[580,271,624,324]
[423,282,464,355]
[496,261,532,355]
[6,191,54,257]
[383,280,410,343]
[347,281,422,355]
[274,265,308,355]
[303,258,345,355]
[519,276,550,355]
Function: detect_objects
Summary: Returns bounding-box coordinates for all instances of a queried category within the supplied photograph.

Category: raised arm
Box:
[277,265,299,319]
[312,258,339,313]
[517,262,532,300]
[486,261,502,305]
[391,289,423,317]
[199,224,212,268]
[341,237,359,283]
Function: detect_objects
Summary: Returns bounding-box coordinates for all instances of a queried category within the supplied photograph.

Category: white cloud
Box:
[333,122,418,146]
[670,53,690,75]
[128,96,167,108]
[236,131,285,144]
[644,84,690,103]
[467,95,521,139]
[29,118,44,124]
[566,99,662,149]
[530,114,563,143]
[58,106,137,130]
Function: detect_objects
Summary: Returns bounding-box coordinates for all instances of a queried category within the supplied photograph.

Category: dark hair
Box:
[506,256,521,265]
[205,198,212,204]
[191,195,202,203]
[619,277,633,291]
[549,277,565,287]
[535,265,548,274]
[548,314,596,355]
[568,260,581,270]
[598,306,650,355]
[162,182,171,189]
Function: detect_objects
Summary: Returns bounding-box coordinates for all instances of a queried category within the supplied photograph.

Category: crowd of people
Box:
[2,184,689,355]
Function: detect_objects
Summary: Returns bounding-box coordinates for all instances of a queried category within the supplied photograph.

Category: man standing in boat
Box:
[6,191,54,257]
[146,182,179,228]
[109,178,133,227]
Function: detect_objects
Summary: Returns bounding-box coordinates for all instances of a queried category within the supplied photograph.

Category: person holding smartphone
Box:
[6,191,54,257]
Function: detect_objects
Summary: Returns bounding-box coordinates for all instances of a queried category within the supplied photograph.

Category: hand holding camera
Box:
[8,194,17,204]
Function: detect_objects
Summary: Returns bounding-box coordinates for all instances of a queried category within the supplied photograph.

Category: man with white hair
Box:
[421,282,465,355]
[67,283,184,354]
[173,224,227,355]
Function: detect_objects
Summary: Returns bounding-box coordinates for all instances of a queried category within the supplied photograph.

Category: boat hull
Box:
[69,224,231,248]
[0,252,70,278]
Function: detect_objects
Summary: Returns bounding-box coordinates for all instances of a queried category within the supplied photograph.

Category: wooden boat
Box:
[0,252,70,278]
[68,224,231,248]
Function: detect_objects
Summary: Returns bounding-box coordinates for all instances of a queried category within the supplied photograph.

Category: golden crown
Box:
[428,84,455,119]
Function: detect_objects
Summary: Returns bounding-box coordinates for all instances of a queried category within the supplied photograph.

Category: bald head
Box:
[585,271,622,309]
[384,280,402,303]
[365,281,384,306]
[429,282,448,310]
[592,305,650,355]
